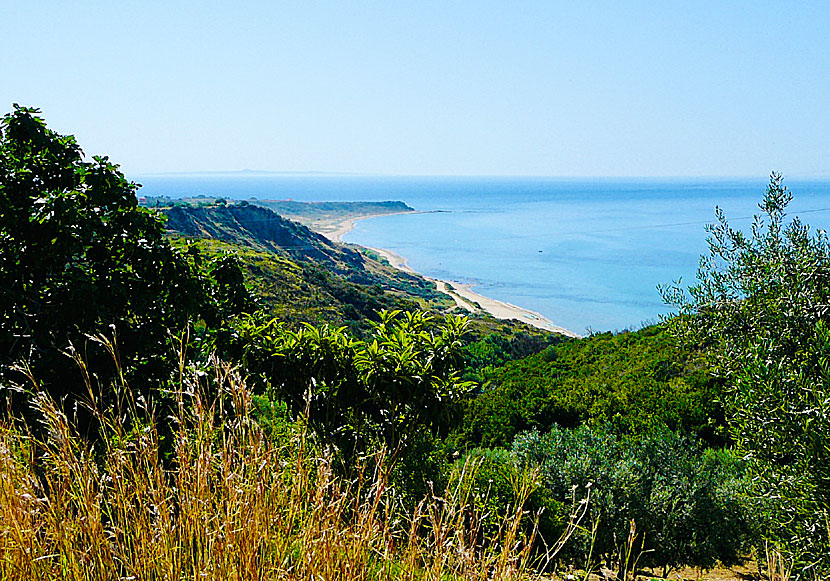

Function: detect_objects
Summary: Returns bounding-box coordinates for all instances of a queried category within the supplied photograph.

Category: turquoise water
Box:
[137,175,830,334]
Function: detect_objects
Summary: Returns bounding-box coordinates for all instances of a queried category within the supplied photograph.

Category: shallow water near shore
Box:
[138,175,830,333]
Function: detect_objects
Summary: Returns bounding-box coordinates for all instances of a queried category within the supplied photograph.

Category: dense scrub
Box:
[162,202,442,300]
[455,325,724,449]
[512,426,751,576]
[174,237,431,336]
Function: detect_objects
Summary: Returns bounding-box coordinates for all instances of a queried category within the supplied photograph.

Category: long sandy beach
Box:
[316,210,417,242]
[327,216,580,338]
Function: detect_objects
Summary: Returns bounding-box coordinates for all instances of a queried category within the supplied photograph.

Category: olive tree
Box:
[662,173,830,577]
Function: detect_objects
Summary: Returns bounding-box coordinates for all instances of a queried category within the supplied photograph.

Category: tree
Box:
[0,105,247,412]
[663,173,830,577]
[238,309,474,461]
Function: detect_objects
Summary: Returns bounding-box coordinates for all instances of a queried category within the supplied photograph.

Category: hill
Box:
[250,200,414,238]
[455,324,724,448]
[160,202,556,343]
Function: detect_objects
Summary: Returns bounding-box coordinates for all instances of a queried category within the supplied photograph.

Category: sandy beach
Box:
[325,215,580,338]
[324,211,418,243]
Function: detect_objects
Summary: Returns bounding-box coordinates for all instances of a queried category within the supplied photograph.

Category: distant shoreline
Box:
[324,210,418,243]
[328,214,580,338]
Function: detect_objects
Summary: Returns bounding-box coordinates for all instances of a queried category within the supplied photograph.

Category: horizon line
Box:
[132,170,830,181]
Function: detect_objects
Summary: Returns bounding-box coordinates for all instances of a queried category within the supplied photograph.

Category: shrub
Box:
[237,310,475,463]
[512,425,751,576]
[448,448,566,551]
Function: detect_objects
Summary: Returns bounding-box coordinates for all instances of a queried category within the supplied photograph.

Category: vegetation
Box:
[664,173,830,577]
[235,309,474,461]
[6,107,829,579]
[0,105,251,417]
[173,237,431,336]
[455,325,724,449]
[513,426,751,577]
[0,356,545,580]
[161,203,555,342]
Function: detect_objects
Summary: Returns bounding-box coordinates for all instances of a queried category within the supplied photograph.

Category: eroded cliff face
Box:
[158,203,448,334]
[162,204,365,273]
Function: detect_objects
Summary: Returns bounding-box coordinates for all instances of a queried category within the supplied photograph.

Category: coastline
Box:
[323,210,418,242]
[328,214,580,338]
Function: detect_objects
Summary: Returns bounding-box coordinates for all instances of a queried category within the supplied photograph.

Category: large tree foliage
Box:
[0,105,247,410]
[663,173,830,577]
[237,310,474,460]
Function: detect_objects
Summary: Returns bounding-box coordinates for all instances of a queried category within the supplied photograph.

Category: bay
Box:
[137,174,830,334]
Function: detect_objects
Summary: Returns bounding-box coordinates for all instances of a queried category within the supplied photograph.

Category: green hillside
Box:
[455,324,724,448]
[161,202,560,343]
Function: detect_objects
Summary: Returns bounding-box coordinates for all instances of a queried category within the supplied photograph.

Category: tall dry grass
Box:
[0,354,554,580]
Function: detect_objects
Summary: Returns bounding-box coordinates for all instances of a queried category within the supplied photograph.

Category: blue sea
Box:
[136,174,830,334]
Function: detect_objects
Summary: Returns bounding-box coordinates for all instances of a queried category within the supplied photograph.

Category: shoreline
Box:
[325,210,419,243]
[329,214,580,338]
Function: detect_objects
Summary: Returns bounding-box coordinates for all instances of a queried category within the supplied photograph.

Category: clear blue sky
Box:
[2,1,829,177]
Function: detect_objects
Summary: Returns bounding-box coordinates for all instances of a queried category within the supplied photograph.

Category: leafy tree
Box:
[663,173,830,577]
[237,310,474,461]
[0,105,249,413]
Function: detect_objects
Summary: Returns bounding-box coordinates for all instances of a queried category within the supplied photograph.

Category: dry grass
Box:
[0,355,550,580]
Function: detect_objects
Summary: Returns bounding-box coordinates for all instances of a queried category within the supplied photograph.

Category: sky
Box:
[1,1,829,178]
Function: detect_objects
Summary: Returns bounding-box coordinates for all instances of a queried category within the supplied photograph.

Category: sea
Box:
[136,174,830,335]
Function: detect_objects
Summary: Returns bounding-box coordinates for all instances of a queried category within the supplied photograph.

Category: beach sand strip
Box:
[316,214,579,338]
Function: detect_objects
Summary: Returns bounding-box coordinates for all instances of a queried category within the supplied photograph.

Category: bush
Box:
[448,448,566,550]
[512,425,751,576]
[237,310,475,462]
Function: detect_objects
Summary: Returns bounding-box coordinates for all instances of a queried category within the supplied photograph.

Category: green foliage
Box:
[663,173,830,576]
[389,428,451,505]
[174,237,422,337]
[0,105,764,574]
[461,330,562,383]
[0,106,254,417]
[237,309,475,460]
[448,447,565,549]
[512,425,751,575]
[162,204,461,333]
[250,394,293,442]
[162,204,561,343]
[456,324,723,449]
